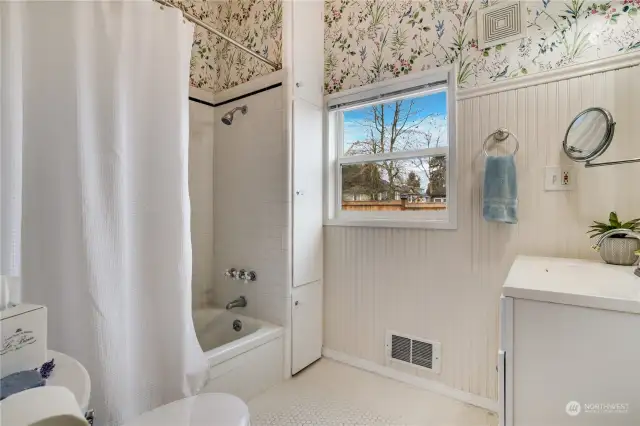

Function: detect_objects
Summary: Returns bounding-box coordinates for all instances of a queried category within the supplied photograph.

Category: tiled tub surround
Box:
[188,87,215,310]
[189,77,289,327]
[211,82,289,330]
[190,76,288,396]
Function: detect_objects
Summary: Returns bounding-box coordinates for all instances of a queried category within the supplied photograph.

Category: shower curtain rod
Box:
[152,0,279,70]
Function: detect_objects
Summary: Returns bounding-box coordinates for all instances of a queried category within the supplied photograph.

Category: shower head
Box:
[221,105,248,125]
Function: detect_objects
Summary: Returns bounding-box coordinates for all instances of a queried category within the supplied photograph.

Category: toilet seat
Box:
[123,393,250,426]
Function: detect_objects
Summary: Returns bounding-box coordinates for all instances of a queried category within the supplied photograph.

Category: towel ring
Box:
[483,128,520,157]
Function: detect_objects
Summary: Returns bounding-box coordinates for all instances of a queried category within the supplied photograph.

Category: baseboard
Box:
[322,348,499,413]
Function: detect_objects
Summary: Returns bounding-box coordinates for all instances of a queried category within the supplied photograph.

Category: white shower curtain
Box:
[0,2,207,425]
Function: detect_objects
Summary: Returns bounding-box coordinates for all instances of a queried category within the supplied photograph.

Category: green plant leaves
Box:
[621,219,640,229]
[588,212,640,238]
[609,211,621,228]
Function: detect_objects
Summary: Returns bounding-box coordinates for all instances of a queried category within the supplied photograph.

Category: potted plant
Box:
[589,212,640,266]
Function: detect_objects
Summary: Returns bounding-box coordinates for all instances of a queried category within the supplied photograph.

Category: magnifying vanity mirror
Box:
[563,107,640,167]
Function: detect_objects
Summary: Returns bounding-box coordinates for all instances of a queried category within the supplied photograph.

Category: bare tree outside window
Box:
[341,93,448,212]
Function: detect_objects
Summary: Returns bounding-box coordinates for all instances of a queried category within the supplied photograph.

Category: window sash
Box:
[337,209,449,221]
[335,89,449,160]
[337,148,448,165]
[327,81,448,112]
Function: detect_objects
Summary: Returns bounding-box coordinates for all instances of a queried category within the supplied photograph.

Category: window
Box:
[325,68,456,229]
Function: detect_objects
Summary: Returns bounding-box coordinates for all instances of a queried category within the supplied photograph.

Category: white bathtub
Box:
[193,308,284,401]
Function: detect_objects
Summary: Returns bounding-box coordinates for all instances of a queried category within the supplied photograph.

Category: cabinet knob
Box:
[295,300,299,306]
[296,82,303,88]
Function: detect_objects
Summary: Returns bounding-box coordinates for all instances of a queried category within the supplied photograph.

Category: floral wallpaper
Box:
[170,0,282,93]
[324,0,640,94]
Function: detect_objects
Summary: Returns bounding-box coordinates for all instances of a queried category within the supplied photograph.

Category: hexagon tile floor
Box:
[248,359,498,426]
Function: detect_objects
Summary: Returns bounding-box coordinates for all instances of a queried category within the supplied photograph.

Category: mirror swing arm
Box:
[563,107,640,168]
[584,154,640,168]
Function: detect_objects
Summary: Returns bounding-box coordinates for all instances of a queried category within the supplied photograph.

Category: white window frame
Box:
[324,67,457,229]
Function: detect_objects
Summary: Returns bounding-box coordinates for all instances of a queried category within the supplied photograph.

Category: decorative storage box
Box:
[0,304,47,378]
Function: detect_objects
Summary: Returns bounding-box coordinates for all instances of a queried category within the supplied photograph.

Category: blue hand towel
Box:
[483,155,518,224]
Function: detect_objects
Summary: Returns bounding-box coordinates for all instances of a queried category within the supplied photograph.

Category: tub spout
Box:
[226,296,247,310]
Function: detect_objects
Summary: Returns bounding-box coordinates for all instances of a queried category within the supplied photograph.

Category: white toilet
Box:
[123,393,250,426]
[0,350,251,426]
[1,387,250,426]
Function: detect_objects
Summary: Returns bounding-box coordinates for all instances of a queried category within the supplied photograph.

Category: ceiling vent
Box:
[386,331,441,374]
[477,1,527,49]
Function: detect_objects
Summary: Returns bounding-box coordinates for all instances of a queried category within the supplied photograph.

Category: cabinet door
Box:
[292,0,324,106]
[498,350,506,426]
[292,280,323,374]
[513,299,640,426]
[292,99,323,288]
[499,296,514,426]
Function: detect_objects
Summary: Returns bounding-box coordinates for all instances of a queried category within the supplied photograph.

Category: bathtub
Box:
[193,308,284,401]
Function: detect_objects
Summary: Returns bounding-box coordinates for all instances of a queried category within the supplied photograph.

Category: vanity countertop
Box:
[503,256,640,314]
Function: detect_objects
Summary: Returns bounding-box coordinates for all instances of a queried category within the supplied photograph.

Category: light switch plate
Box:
[545,166,575,191]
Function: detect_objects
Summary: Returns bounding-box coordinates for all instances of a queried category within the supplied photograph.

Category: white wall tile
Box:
[189,100,215,310]
[210,87,290,323]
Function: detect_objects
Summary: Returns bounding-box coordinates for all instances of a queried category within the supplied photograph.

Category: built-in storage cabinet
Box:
[292,99,323,288]
[291,280,323,374]
[291,0,324,106]
[285,0,324,375]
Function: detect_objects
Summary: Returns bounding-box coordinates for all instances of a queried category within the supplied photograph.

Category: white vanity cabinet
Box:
[499,256,640,426]
[283,0,324,375]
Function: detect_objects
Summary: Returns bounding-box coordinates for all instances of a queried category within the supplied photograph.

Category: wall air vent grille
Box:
[390,335,411,363]
[411,340,434,369]
[477,2,527,49]
[386,331,441,373]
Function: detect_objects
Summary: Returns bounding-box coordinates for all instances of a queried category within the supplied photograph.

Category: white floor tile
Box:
[248,359,498,426]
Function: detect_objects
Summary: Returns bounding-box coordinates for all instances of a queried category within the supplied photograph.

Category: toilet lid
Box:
[123,393,250,426]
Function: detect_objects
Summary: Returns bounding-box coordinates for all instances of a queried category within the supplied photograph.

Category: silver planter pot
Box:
[599,237,640,266]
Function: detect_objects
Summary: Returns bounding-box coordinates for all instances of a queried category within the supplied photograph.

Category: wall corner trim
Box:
[321,348,499,413]
[457,51,640,100]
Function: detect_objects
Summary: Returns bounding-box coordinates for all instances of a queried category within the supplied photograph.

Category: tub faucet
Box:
[591,229,640,277]
[226,296,247,310]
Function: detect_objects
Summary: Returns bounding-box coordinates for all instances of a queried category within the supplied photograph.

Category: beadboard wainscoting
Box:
[323,64,640,406]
